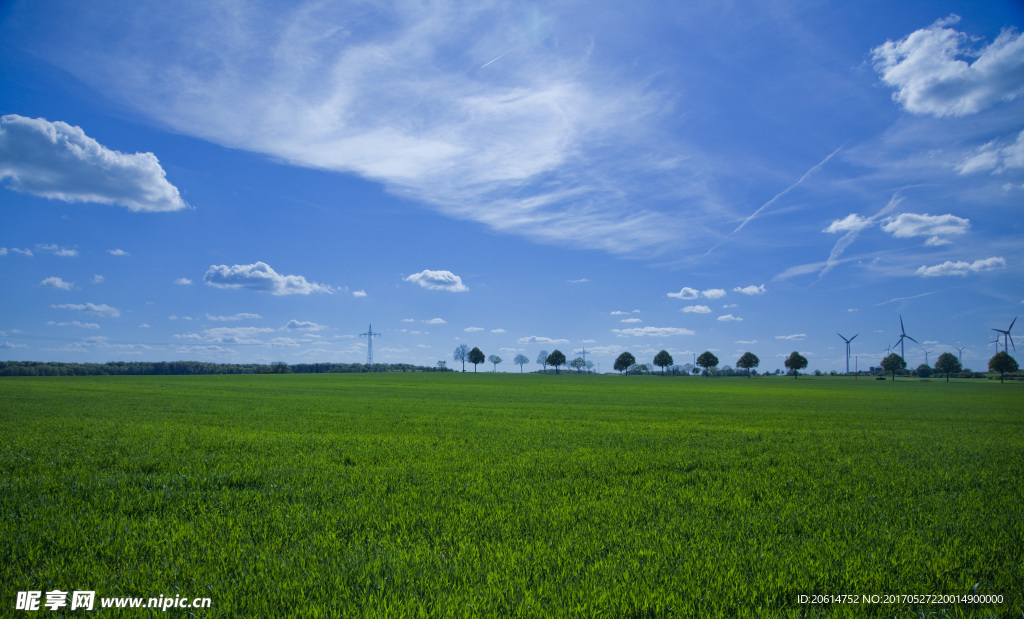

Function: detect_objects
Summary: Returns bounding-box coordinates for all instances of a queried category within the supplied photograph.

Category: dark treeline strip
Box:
[0,361,446,377]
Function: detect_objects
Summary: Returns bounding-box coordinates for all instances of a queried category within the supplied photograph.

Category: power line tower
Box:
[360,324,381,367]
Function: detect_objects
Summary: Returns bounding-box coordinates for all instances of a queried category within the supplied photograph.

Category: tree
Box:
[546,350,566,374]
[989,351,1019,384]
[784,351,808,379]
[488,354,502,372]
[536,350,550,372]
[513,353,529,373]
[571,357,586,373]
[436,360,447,372]
[736,352,760,377]
[468,347,485,372]
[585,360,595,373]
[880,353,906,381]
[614,352,636,374]
[915,363,932,378]
[696,351,718,376]
[934,352,961,383]
[653,350,674,374]
[453,344,468,372]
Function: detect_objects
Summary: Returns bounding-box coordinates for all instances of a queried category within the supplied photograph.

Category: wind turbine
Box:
[923,347,931,366]
[991,317,1017,353]
[837,333,858,374]
[955,346,965,365]
[990,337,1001,354]
[896,315,918,362]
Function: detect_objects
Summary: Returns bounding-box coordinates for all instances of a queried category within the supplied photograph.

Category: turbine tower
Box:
[896,315,918,362]
[360,324,382,367]
[923,347,931,366]
[955,346,965,365]
[837,332,858,374]
[991,317,1017,353]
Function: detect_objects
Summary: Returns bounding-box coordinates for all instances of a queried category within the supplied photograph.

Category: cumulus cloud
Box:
[915,256,1006,276]
[422,318,447,325]
[733,284,765,295]
[823,214,873,234]
[177,326,275,344]
[36,244,78,257]
[612,327,695,337]
[284,320,326,331]
[352,290,367,297]
[464,326,484,332]
[701,288,727,299]
[403,269,468,292]
[957,130,1024,175]
[517,335,569,344]
[0,115,187,211]
[775,334,807,341]
[619,318,642,323]
[872,16,1024,116]
[717,314,742,322]
[174,277,192,285]
[881,213,970,239]
[49,320,100,329]
[39,276,73,290]
[108,249,129,256]
[91,275,103,284]
[204,262,333,295]
[667,287,699,300]
[491,328,506,333]
[50,302,120,317]
[681,305,711,314]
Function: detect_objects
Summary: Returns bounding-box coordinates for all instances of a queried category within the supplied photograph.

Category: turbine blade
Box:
[851,334,858,341]
[1011,317,1017,331]
[1010,334,1017,352]
[906,336,919,344]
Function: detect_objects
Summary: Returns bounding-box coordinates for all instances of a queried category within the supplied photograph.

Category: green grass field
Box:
[1,374,1022,617]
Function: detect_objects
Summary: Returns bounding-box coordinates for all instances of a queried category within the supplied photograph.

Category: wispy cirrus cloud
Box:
[0,115,187,212]
[517,335,569,344]
[612,326,694,337]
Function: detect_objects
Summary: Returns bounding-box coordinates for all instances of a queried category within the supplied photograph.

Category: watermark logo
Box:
[14,590,209,612]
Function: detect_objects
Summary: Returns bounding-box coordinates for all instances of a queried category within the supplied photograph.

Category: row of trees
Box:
[880,350,1019,383]
[0,360,444,377]
[452,345,584,373]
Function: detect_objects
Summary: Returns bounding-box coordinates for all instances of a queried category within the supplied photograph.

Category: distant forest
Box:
[0,361,446,377]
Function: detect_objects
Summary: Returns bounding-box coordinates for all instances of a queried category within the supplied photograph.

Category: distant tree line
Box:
[0,360,446,377]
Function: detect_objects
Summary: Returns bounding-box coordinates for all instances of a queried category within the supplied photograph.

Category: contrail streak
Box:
[704,145,843,257]
[480,48,514,69]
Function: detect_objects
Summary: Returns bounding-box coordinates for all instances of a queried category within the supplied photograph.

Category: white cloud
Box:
[681,305,711,314]
[174,277,192,285]
[50,320,100,329]
[39,276,73,290]
[915,256,1006,277]
[733,284,765,295]
[91,275,103,284]
[619,318,643,323]
[667,287,699,300]
[198,326,275,344]
[11,248,33,256]
[423,318,447,325]
[204,262,333,295]
[267,337,300,347]
[0,341,29,349]
[924,236,951,247]
[775,334,807,341]
[823,214,873,234]
[0,115,188,211]
[37,243,78,257]
[568,278,589,284]
[464,326,484,332]
[872,16,1024,116]
[0,248,5,256]
[404,269,468,292]
[717,314,742,322]
[957,130,1024,174]
[352,290,367,297]
[401,318,415,322]
[108,249,129,256]
[490,328,506,333]
[735,339,758,344]
[517,335,569,344]
[881,213,970,239]
[50,302,119,317]
[284,320,326,331]
[701,288,726,299]
[612,327,695,337]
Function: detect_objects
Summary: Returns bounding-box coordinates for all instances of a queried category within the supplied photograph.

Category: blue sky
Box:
[1,0,1022,373]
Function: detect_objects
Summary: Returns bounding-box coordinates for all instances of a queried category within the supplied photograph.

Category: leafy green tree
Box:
[488,354,502,372]
[546,350,566,374]
[653,350,674,374]
[736,352,760,377]
[696,351,718,376]
[536,350,550,372]
[468,347,485,372]
[934,352,961,382]
[614,352,636,374]
[915,363,932,378]
[453,344,468,372]
[571,357,586,373]
[989,351,1019,384]
[436,360,447,372]
[784,351,808,379]
[513,353,529,372]
[881,353,906,381]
